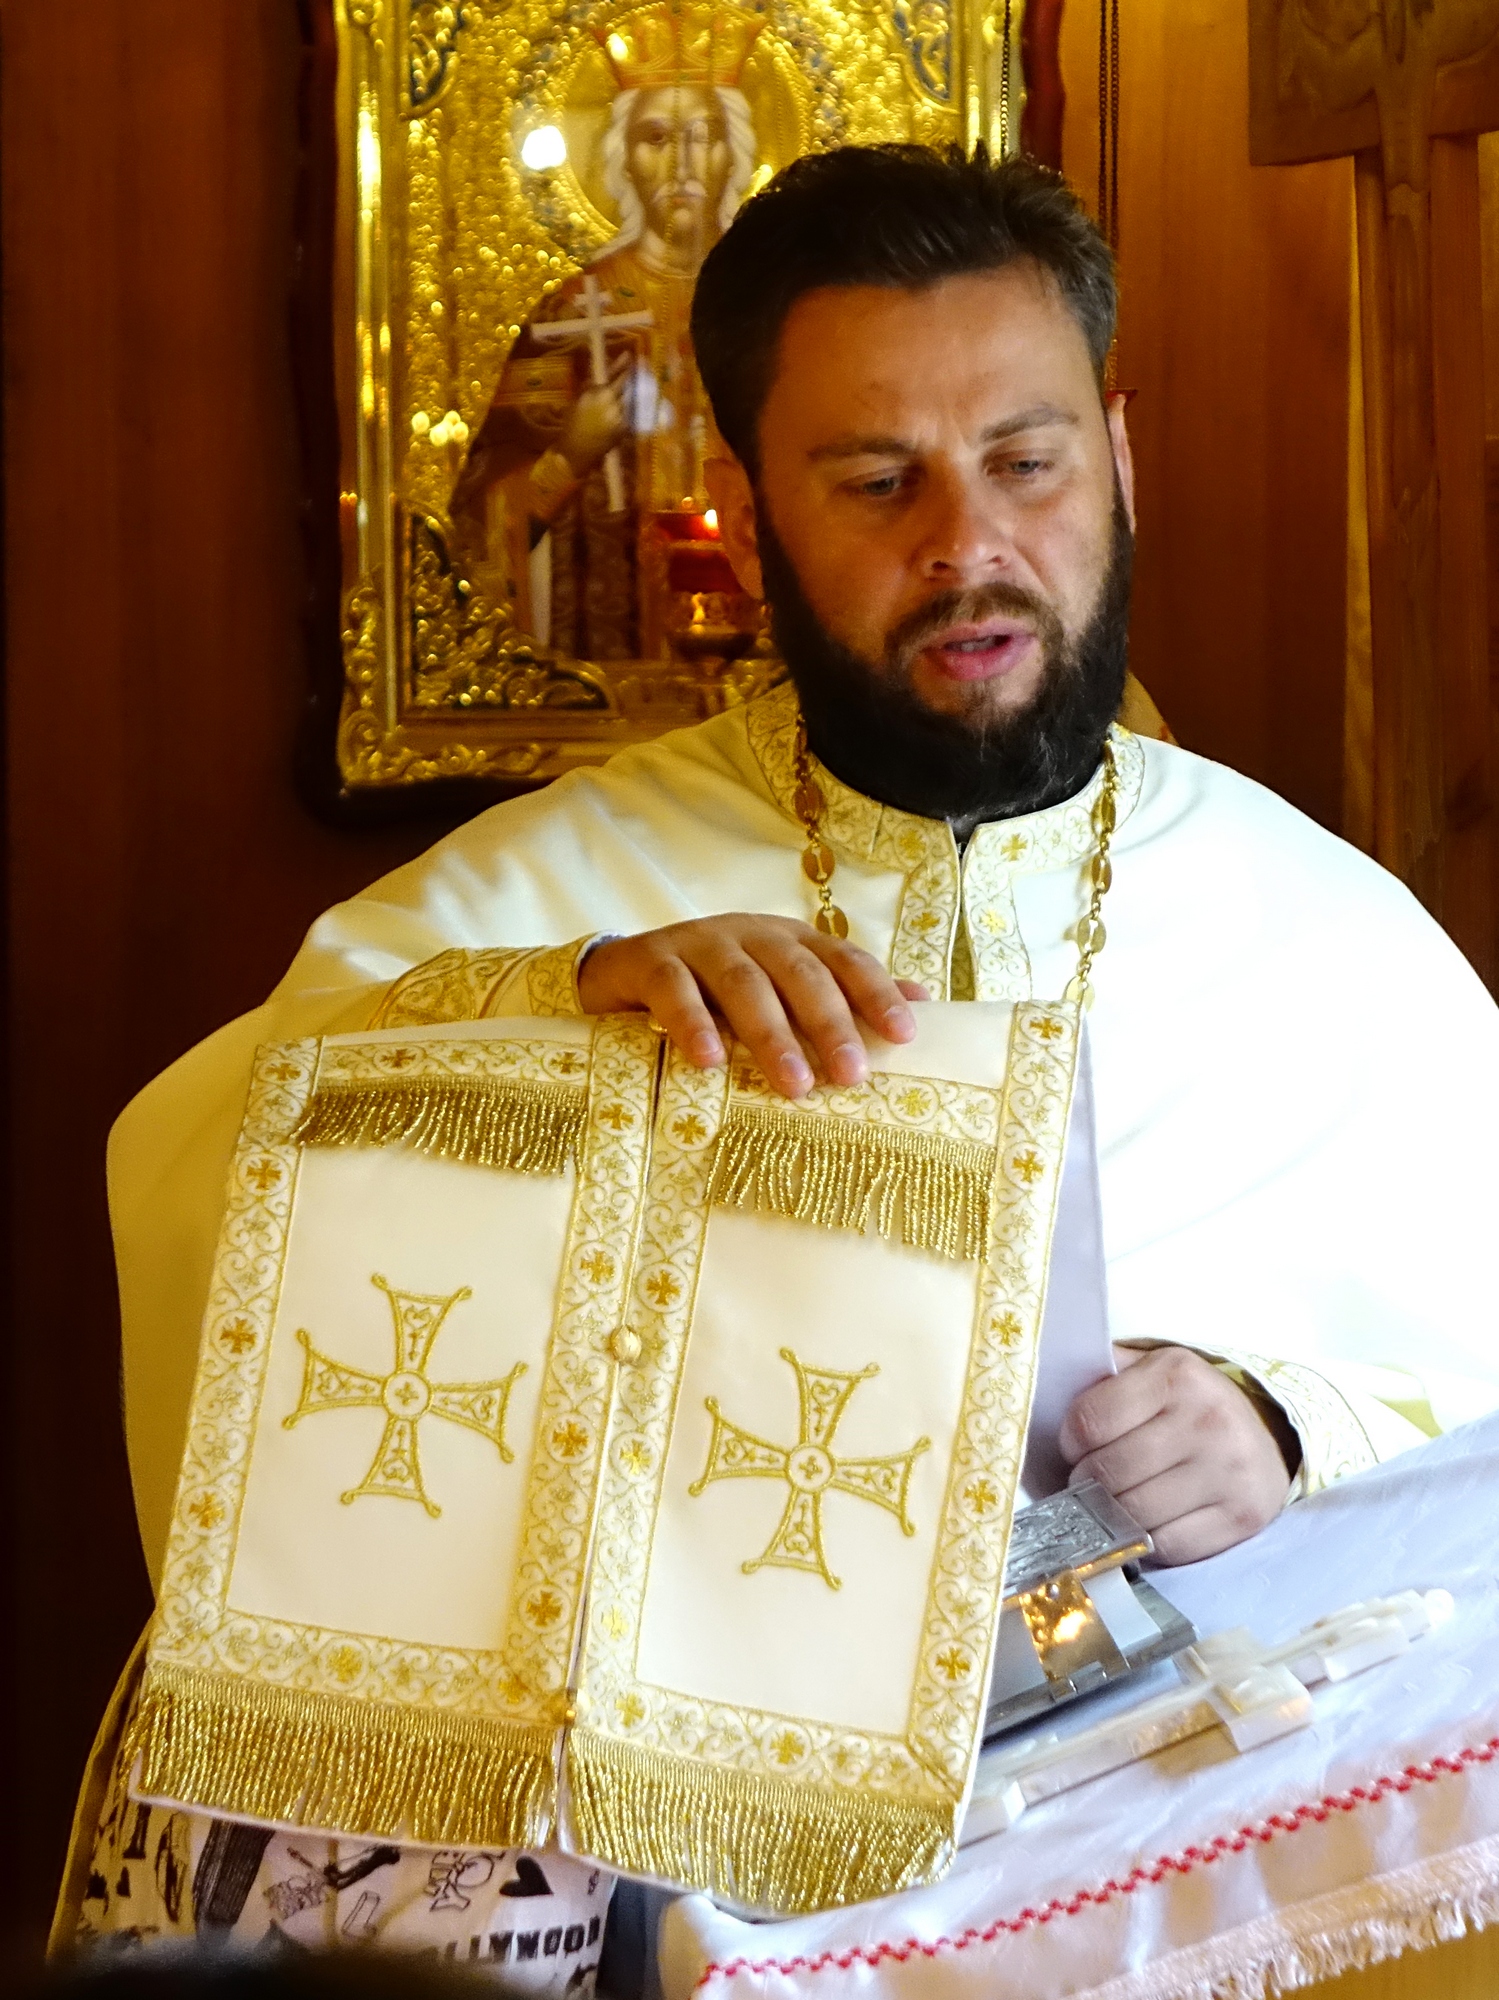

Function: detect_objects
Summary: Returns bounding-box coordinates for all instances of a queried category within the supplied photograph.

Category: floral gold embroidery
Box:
[550,1419,590,1461]
[218,1318,257,1356]
[282,1275,526,1519]
[525,1589,564,1629]
[185,1493,227,1531]
[690,1348,931,1591]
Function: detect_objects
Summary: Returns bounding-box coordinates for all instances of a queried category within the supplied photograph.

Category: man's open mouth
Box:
[922,621,1039,682]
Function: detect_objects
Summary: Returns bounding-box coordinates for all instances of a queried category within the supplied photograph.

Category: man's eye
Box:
[1002,457,1052,478]
[852,472,908,498]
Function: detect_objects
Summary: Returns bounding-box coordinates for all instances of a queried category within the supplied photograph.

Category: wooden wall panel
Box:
[1,3,442,1957]
[1061,0,1354,832]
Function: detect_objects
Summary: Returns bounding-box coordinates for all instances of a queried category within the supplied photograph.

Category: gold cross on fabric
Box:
[690,1347,930,1590]
[283,1274,526,1518]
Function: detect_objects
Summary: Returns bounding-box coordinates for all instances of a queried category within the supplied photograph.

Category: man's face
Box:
[626,86,731,255]
[710,263,1135,820]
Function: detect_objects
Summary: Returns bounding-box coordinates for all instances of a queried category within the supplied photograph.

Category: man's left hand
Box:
[1058,1346,1294,1565]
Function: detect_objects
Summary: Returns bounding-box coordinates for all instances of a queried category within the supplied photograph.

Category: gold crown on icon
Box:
[596,4,765,90]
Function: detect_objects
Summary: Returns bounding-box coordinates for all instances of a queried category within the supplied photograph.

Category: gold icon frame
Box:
[326,0,1025,801]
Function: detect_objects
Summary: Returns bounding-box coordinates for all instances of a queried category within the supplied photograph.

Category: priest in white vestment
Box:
[80,144,1499,1986]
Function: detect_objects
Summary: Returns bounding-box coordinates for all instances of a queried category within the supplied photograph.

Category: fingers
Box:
[1144,1504,1267,1568]
[1058,1357,1171,1466]
[578,917,921,1096]
[814,940,918,1045]
[694,943,820,1096]
[1066,1406,1185,1496]
[1059,1344,1294,1567]
[635,955,725,1070]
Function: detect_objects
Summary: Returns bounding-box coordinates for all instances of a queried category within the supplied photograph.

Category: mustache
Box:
[885,581,1065,670]
[757,488,1134,827]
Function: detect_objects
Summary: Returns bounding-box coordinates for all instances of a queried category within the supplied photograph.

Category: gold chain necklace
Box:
[791,716,1119,1005]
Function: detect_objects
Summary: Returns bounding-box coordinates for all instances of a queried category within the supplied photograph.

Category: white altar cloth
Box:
[663,1412,1499,1999]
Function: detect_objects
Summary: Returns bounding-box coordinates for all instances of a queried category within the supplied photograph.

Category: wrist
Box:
[575,932,622,1013]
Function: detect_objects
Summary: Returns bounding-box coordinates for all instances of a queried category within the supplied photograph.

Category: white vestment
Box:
[110,682,1499,1584]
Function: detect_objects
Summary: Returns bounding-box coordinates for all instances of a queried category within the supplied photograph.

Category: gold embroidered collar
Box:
[743,681,1146,997]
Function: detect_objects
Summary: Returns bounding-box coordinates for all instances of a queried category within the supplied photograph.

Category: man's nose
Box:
[916,471,1016,582]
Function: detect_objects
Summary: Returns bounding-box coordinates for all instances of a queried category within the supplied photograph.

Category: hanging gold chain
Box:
[792,714,1119,1004]
[1064,736,1118,1008]
[792,716,850,939]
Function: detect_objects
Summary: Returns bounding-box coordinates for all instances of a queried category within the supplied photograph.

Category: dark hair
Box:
[691,144,1116,474]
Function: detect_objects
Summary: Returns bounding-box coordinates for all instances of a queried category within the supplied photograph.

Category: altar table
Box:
[661,1412,1499,1999]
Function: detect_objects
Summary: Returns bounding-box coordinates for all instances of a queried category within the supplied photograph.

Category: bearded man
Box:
[80,146,1499,1979]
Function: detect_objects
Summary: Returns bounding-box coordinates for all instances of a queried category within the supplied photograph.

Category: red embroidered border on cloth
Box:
[695,1735,1499,1990]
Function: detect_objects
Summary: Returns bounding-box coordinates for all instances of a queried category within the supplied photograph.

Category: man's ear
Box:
[704,455,763,598]
[1106,391,1136,533]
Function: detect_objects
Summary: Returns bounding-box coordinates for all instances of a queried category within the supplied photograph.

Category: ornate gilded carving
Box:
[330,0,1016,790]
[408,515,616,714]
[408,3,468,113]
[891,0,952,101]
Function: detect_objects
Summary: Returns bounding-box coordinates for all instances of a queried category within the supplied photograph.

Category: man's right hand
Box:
[576,915,928,1097]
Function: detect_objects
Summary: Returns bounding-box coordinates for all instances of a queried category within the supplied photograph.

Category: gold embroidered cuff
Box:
[370,946,543,1029]
[525,935,611,1017]
[1195,1345,1379,1498]
[529,447,583,522]
[1114,1340,1380,1504]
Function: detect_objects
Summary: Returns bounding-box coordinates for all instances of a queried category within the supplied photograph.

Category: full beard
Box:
[758,492,1134,831]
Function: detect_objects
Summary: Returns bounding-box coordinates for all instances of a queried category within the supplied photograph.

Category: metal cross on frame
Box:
[283,1274,526,1518]
[530,274,654,515]
[690,1346,931,1590]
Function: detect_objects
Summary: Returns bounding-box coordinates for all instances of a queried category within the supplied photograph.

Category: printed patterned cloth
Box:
[78,1794,613,1994]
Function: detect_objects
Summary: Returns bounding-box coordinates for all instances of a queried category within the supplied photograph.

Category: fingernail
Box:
[829,1041,866,1084]
[690,1031,725,1067]
[881,1005,916,1040]
[776,1052,814,1095]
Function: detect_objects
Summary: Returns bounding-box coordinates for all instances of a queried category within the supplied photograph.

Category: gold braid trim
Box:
[131,1664,555,1850]
[290,1076,586,1176]
[708,1102,992,1262]
[567,1731,953,1914]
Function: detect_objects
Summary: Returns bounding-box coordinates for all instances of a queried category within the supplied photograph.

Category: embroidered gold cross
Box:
[283,1274,526,1518]
[690,1347,930,1589]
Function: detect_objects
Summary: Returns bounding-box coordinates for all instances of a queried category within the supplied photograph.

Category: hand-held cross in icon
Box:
[283,1274,526,1517]
[690,1347,931,1589]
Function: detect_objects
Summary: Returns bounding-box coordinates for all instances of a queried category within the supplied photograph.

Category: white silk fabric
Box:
[109,688,1499,1580]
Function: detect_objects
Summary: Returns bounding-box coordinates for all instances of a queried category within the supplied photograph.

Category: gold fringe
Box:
[567,1730,954,1915]
[131,1664,556,1850]
[709,1103,992,1262]
[290,1076,585,1177]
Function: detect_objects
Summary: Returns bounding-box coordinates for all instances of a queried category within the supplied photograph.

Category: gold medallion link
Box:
[792,719,850,941]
